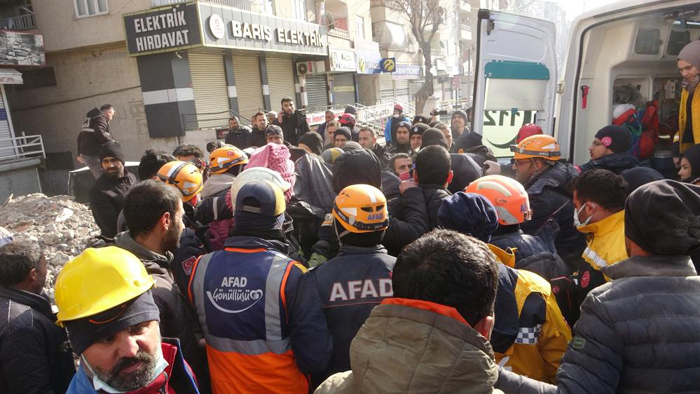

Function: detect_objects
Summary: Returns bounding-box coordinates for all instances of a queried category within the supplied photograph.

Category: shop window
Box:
[74,0,108,18]
[634,28,660,55]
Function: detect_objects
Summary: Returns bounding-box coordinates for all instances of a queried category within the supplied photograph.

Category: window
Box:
[74,0,108,18]
[292,0,306,21]
[15,67,57,91]
[634,28,660,55]
[356,16,365,39]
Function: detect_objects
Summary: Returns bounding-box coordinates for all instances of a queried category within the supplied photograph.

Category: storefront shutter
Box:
[0,85,15,155]
[266,56,295,113]
[409,80,424,102]
[189,52,229,129]
[394,78,409,105]
[305,74,328,112]
[233,54,264,123]
[332,73,356,107]
[379,73,394,102]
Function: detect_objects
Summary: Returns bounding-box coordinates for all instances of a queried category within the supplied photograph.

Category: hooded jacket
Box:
[497,255,700,394]
[577,210,627,273]
[314,298,503,394]
[201,172,236,199]
[576,152,639,174]
[382,187,430,257]
[77,107,113,156]
[383,115,410,145]
[89,168,137,238]
[0,286,75,394]
[294,153,335,218]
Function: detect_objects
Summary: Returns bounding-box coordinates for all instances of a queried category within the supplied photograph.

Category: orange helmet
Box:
[465,175,531,225]
[157,161,203,204]
[333,184,389,235]
[209,146,248,175]
[510,134,561,161]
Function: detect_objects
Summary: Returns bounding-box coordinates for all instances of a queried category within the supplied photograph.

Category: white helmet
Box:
[230,167,291,211]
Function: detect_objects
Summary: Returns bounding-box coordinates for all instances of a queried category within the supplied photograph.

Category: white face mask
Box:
[573,203,595,228]
[81,345,168,394]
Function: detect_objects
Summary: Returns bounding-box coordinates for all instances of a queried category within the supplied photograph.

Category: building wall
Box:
[33,0,151,52]
[6,43,178,165]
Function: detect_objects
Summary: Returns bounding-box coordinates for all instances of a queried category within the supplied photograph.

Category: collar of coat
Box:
[603,254,697,280]
[0,285,54,319]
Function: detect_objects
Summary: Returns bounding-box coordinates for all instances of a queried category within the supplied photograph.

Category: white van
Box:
[473,0,697,172]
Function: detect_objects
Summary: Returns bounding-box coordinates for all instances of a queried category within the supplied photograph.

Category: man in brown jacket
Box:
[315,229,504,394]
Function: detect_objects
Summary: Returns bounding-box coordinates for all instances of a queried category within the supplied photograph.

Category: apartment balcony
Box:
[152,0,251,10]
[328,27,350,39]
[0,13,36,31]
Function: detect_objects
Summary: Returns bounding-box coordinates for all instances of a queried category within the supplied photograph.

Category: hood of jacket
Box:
[346,298,499,393]
[578,152,640,174]
[114,231,174,274]
[86,107,102,118]
[201,172,235,199]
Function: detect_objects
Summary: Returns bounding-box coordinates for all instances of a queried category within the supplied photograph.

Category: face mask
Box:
[573,203,594,228]
[81,345,168,394]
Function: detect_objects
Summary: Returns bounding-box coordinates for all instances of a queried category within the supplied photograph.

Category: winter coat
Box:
[77,107,113,156]
[273,111,310,146]
[678,86,700,153]
[0,286,75,394]
[201,172,235,199]
[576,152,639,174]
[520,162,585,262]
[421,184,452,230]
[187,236,331,394]
[577,210,627,273]
[497,254,700,394]
[89,168,136,238]
[384,116,410,145]
[294,153,335,218]
[246,126,266,148]
[114,231,209,392]
[66,338,200,394]
[224,126,251,150]
[314,298,503,394]
[311,245,396,386]
[454,130,484,153]
[448,153,483,194]
[382,187,430,257]
[195,189,233,252]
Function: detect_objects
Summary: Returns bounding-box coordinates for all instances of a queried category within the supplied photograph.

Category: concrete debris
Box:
[0,193,99,299]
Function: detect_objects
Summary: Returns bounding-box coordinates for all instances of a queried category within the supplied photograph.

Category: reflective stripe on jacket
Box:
[577,210,627,274]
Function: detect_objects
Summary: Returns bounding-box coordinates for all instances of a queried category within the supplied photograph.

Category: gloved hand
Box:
[307,252,328,268]
[483,160,502,175]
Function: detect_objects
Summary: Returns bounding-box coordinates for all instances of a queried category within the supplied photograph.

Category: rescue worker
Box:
[438,192,572,384]
[186,180,331,393]
[466,175,570,282]
[383,104,410,146]
[201,146,248,199]
[674,40,700,156]
[577,125,638,174]
[56,247,201,394]
[311,184,395,387]
[511,135,586,263]
[224,116,251,150]
[389,121,412,155]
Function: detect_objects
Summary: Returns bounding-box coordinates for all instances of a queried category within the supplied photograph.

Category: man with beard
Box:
[224,116,251,150]
[383,104,410,146]
[78,104,116,179]
[55,246,201,394]
[247,111,268,148]
[89,141,136,238]
[451,110,484,152]
[389,121,412,154]
[273,97,310,146]
[115,180,210,393]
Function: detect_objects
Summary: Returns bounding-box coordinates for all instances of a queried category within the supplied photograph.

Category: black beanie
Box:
[413,115,431,125]
[452,110,468,124]
[421,128,448,149]
[334,127,352,142]
[594,125,632,154]
[98,141,126,164]
[625,180,700,256]
[299,131,323,156]
[409,123,429,138]
[344,105,357,115]
[682,144,700,182]
[332,149,381,193]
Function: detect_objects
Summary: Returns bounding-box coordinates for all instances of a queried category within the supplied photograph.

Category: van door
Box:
[472,9,557,158]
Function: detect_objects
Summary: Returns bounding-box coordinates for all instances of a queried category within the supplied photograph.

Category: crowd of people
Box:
[3,50,700,393]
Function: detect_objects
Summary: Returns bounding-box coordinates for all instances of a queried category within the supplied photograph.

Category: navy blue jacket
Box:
[311,245,396,386]
[577,152,639,175]
[224,126,251,150]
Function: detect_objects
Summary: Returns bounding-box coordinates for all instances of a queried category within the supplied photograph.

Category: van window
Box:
[667,30,691,56]
[634,28,661,55]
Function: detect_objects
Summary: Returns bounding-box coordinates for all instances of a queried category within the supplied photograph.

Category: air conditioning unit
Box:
[297,61,314,75]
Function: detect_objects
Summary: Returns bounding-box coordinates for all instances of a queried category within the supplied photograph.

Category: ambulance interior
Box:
[568,7,700,171]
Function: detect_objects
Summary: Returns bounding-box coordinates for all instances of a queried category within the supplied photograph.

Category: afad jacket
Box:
[66,338,199,394]
[577,210,628,274]
[488,246,572,384]
[314,298,503,394]
[187,236,331,394]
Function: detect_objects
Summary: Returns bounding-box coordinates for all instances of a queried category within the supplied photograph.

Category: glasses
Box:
[513,159,532,167]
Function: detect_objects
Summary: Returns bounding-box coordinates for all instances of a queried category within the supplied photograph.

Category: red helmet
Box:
[516,124,543,143]
[339,113,356,126]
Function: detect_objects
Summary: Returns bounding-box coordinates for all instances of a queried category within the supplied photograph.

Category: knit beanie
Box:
[421,128,448,149]
[678,40,700,71]
[682,144,700,182]
[625,180,700,256]
[594,125,632,153]
[437,192,499,242]
[334,127,352,142]
[452,110,468,124]
[246,143,295,201]
[342,141,362,152]
[344,105,357,115]
[321,147,344,165]
[332,149,381,193]
[98,141,126,164]
[299,131,324,156]
[264,124,283,138]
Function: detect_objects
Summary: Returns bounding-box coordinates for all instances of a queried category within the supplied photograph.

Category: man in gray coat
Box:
[496,179,700,393]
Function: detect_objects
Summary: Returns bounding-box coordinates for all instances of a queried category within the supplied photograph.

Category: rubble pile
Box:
[0,193,99,298]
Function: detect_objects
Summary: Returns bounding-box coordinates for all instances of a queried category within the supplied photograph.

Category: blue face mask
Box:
[81,346,168,394]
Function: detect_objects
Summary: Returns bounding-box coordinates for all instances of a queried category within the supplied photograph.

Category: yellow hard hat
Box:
[157,160,204,203]
[55,247,155,327]
[510,134,561,161]
[209,146,248,174]
[333,184,389,234]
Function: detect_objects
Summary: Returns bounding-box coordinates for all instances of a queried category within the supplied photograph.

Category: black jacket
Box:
[0,286,75,394]
[273,111,310,146]
[577,152,639,174]
[77,107,113,156]
[497,255,700,394]
[311,245,396,387]
[421,184,452,230]
[453,130,484,153]
[447,153,482,194]
[520,162,585,262]
[225,126,252,150]
[382,187,430,257]
[89,168,136,238]
[246,126,267,148]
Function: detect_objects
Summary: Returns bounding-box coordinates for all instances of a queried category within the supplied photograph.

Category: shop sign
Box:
[392,65,421,80]
[329,48,356,72]
[354,37,382,74]
[123,3,202,56]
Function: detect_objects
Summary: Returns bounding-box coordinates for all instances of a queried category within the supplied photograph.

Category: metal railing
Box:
[327,27,350,39]
[0,134,45,163]
[0,13,36,31]
[152,0,252,10]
